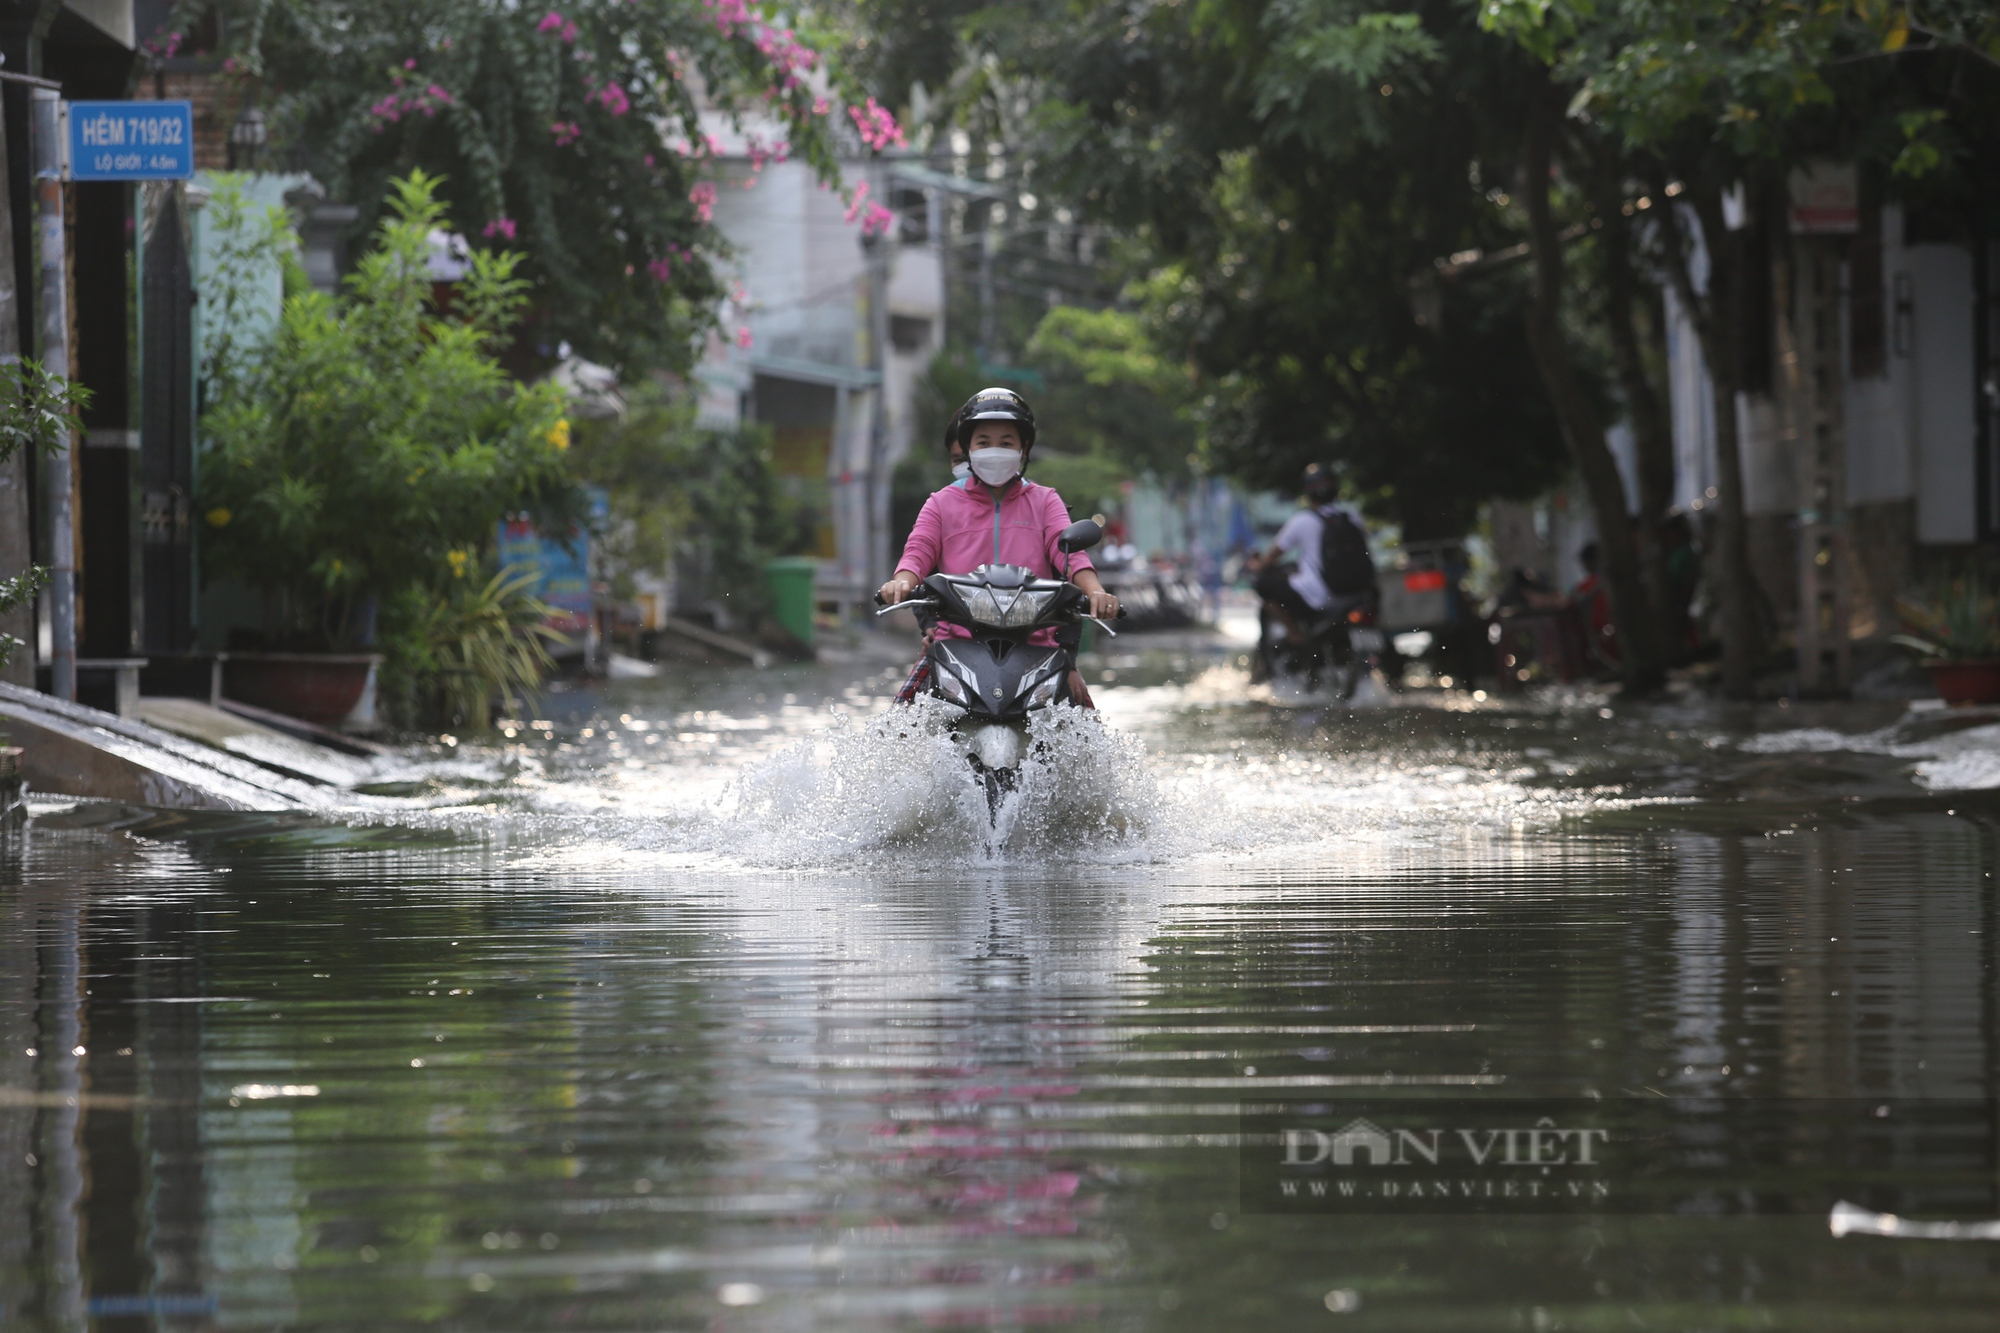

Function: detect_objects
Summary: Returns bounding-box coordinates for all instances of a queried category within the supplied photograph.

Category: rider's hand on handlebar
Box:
[878,574,917,606]
[1086,590,1120,620]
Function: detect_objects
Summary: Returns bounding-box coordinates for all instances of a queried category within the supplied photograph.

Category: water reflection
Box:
[2,659,1999,1328]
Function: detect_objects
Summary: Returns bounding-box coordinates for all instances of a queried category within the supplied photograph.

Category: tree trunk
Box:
[1519,95,1665,695]
[1582,153,1682,661]
[1659,184,1762,699]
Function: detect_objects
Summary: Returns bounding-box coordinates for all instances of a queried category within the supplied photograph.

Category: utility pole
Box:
[865,201,892,594]
[0,83,27,686]
[31,86,75,702]
[978,208,997,361]
[1786,163,1855,696]
[1793,236,1851,694]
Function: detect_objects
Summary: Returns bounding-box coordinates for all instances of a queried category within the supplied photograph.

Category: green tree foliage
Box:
[1477,0,2000,696]
[1024,305,1195,474]
[567,386,802,628]
[956,0,1571,538]
[200,173,577,667]
[189,0,879,374]
[0,361,89,672]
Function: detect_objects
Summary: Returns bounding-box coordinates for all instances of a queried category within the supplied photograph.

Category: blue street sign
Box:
[68,101,194,181]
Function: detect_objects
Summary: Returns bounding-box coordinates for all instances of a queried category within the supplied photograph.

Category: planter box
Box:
[1926,660,2000,707]
[222,653,383,729]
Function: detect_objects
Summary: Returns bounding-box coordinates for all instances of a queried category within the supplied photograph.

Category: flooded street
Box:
[5,630,2000,1330]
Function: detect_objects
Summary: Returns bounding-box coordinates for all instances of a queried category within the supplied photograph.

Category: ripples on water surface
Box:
[4,639,1999,1330]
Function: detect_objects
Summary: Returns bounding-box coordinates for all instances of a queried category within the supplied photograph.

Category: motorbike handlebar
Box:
[872,582,1127,622]
[875,597,939,617]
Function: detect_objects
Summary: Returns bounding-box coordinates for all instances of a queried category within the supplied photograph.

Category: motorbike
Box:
[1256,592,1388,704]
[877,519,1125,819]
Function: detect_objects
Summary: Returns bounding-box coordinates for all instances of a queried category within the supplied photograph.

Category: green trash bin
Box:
[764,557,819,648]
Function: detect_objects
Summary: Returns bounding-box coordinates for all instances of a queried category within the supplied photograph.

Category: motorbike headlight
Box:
[961,587,1004,625]
[932,658,971,704]
[1019,652,1066,709]
[961,587,1054,628]
[1009,589,1055,626]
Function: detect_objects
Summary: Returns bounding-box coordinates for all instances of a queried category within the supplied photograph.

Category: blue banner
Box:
[69,101,194,181]
[496,491,606,638]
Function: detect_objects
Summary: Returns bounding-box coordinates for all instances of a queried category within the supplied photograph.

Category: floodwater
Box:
[5,625,2000,1330]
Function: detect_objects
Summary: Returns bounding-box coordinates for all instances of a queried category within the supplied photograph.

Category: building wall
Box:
[1661,202,1984,641]
[697,125,944,609]
[1906,243,1976,543]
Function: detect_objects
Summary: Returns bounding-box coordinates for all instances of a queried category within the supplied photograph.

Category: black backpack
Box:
[1318,507,1376,596]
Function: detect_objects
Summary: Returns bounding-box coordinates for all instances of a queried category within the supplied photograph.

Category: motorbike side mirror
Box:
[1056,519,1103,554]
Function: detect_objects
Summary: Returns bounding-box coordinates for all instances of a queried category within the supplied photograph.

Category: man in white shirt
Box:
[1248,463,1369,633]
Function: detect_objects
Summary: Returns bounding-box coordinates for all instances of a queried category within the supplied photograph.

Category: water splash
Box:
[1740,716,2000,790]
[723,697,1170,866]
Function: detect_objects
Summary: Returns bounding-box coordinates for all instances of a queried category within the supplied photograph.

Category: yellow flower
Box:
[546,418,571,452]
[446,548,470,579]
[205,507,232,528]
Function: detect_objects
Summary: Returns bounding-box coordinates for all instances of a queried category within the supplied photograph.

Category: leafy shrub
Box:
[1894,573,2000,663]
[200,171,580,723]
[411,568,566,730]
[568,384,801,631]
[0,361,89,672]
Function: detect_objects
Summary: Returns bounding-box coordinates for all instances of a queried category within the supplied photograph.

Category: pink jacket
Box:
[897,477,1094,642]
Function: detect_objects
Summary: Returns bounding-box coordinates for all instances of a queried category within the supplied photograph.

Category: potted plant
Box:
[1893,573,2000,705]
[198,173,580,728]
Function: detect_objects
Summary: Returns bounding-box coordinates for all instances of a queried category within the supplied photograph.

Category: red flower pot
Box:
[1926,660,2000,707]
[222,653,383,727]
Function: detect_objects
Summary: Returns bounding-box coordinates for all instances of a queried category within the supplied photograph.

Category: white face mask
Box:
[951,461,971,481]
[968,447,1022,486]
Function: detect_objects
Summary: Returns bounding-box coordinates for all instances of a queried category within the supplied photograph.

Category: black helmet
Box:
[1301,461,1338,501]
[954,387,1037,453]
[943,409,965,457]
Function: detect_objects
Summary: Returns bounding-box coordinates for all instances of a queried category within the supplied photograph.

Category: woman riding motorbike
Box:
[881,388,1118,707]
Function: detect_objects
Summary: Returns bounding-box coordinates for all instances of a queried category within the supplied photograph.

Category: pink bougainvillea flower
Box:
[536,11,565,32]
[704,0,749,36]
[843,180,871,224]
[646,257,673,281]
[736,326,754,350]
[551,121,581,146]
[404,57,418,69]
[861,201,897,237]
[848,98,906,152]
[597,82,630,116]
[643,153,656,169]
[482,217,518,241]
[688,181,717,223]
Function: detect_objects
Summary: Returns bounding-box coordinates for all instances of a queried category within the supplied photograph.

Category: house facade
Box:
[1662,172,1996,670]
[693,113,945,623]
